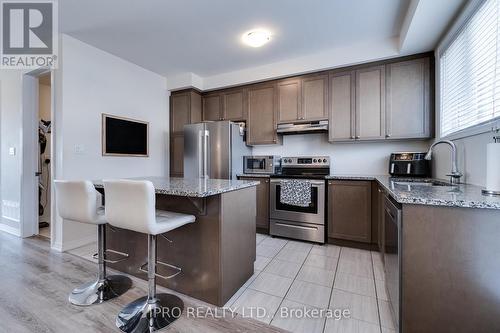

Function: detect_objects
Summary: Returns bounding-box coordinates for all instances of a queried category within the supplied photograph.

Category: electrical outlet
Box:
[8,147,16,156]
[74,144,85,155]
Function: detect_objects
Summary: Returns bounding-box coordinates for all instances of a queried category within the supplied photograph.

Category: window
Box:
[440,0,500,137]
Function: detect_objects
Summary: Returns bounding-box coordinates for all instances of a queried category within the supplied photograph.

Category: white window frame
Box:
[436,0,500,141]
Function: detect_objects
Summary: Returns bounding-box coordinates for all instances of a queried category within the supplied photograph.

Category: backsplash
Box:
[251,133,431,175]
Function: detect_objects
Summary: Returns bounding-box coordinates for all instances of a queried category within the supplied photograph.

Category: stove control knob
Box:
[313,159,317,163]
[323,159,327,163]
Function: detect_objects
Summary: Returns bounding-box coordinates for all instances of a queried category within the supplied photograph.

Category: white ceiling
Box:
[60,0,414,77]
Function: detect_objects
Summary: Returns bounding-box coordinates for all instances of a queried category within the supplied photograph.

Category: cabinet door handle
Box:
[355,135,360,139]
[386,134,391,138]
[350,136,355,139]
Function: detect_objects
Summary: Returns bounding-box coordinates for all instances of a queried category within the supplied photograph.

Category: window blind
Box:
[440,0,500,137]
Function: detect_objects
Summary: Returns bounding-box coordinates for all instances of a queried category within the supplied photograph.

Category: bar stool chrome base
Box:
[69,275,133,306]
[116,294,184,333]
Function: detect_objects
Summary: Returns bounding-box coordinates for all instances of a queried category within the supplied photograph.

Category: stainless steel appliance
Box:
[243,155,281,175]
[384,194,402,332]
[269,156,330,243]
[276,120,328,135]
[389,152,430,177]
[184,121,251,179]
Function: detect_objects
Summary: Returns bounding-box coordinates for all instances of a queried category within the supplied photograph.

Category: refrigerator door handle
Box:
[198,131,204,178]
[203,130,210,178]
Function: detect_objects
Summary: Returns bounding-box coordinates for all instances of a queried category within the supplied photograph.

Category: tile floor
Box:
[69,234,395,333]
[225,234,396,333]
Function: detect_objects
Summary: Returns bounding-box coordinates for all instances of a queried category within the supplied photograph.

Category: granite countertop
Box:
[93,176,259,198]
[327,174,500,210]
[236,173,271,178]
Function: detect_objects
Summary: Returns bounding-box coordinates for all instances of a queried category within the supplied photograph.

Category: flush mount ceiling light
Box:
[242,29,272,47]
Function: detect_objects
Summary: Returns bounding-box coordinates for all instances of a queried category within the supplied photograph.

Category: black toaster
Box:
[389,152,430,177]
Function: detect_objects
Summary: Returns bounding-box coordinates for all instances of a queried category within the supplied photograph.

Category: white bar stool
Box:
[54,180,132,306]
[103,179,195,333]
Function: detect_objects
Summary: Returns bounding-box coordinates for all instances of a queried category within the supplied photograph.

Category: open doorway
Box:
[38,74,52,239]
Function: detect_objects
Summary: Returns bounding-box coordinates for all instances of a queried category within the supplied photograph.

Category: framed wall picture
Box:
[102,114,149,157]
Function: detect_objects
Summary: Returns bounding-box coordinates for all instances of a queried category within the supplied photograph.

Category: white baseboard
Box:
[2,215,20,223]
[0,224,21,237]
[58,234,96,252]
[51,241,63,252]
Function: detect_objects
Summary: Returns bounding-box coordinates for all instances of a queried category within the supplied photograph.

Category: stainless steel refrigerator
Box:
[183,121,250,179]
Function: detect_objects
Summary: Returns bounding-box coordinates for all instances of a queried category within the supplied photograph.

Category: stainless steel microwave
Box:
[243,156,281,174]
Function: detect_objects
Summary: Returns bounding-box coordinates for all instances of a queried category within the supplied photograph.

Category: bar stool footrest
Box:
[93,249,129,264]
[139,261,182,279]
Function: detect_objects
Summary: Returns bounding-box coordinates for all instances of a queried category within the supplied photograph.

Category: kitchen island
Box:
[94,177,258,307]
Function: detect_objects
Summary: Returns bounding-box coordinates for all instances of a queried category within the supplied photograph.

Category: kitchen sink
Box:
[392,180,455,187]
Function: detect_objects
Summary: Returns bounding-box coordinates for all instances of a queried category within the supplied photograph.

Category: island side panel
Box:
[402,205,500,333]
[105,194,223,305]
[220,186,256,305]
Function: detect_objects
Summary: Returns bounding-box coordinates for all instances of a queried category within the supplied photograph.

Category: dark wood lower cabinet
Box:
[170,134,184,177]
[402,205,500,332]
[377,183,386,259]
[238,176,270,231]
[327,180,372,243]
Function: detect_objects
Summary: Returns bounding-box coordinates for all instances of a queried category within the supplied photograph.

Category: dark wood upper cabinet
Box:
[202,93,222,121]
[329,66,386,142]
[171,93,190,134]
[172,53,433,146]
[328,180,372,243]
[355,65,386,140]
[277,75,328,123]
[329,71,355,141]
[222,89,246,121]
[169,90,202,177]
[190,91,202,124]
[301,74,328,121]
[277,78,301,123]
[328,56,432,142]
[386,57,431,139]
[247,83,278,145]
[170,90,202,134]
[237,176,270,230]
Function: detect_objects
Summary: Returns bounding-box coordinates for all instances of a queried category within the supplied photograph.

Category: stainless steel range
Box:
[269,156,330,243]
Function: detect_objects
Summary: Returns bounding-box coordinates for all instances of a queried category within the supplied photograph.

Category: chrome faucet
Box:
[425,140,462,184]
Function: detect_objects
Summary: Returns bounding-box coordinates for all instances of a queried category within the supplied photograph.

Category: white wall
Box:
[253,134,430,175]
[168,37,402,91]
[432,132,493,187]
[53,35,168,250]
[0,70,23,235]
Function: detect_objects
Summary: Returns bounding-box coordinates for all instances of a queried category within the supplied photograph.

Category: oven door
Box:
[270,179,325,225]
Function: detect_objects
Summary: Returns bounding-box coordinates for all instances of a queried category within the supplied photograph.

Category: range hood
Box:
[276,120,328,135]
